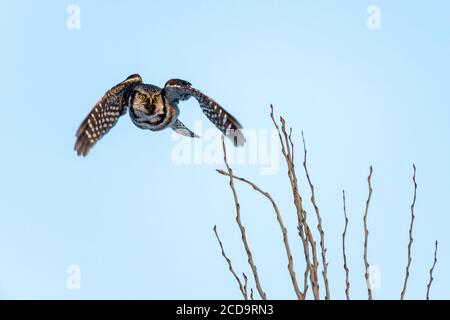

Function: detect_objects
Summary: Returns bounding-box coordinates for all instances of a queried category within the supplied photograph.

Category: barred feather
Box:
[74,74,142,156]
[164,79,245,146]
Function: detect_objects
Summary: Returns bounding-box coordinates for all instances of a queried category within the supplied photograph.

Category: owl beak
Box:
[146,104,155,114]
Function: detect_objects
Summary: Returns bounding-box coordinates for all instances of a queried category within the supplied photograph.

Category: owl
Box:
[75,74,245,156]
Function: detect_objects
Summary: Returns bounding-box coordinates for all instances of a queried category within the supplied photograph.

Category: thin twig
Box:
[289,127,294,165]
[213,225,248,300]
[400,164,417,300]
[217,169,305,300]
[289,127,309,298]
[243,273,248,299]
[301,132,330,300]
[342,190,350,300]
[220,136,267,300]
[303,267,309,298]
[363,166,373,300]
[299,225,311,297]
[303,221,320,299]
[250,288,254,300]
[426,240,438,300]
[270,105,320,300]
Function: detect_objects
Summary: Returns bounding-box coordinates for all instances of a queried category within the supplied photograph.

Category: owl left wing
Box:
[75,74,142,156]
[163,79,245,146]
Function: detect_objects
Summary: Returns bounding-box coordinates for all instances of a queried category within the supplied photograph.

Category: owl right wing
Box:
[75,74,142,156]
[163,79,245,146]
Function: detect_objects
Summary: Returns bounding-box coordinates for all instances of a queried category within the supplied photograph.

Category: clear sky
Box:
[0,1,449,299]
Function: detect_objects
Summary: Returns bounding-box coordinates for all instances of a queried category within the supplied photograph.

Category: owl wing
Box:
[75,74,143,156]
[163,79,245,146]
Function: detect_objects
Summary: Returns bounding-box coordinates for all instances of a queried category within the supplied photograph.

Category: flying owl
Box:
[74,74,245,156]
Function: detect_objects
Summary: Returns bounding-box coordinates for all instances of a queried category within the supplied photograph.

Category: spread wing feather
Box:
[164,79,245,146]
[74,74,142,156]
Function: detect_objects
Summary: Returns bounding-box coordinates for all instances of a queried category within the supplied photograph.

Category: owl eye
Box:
[154,96,159,102]
[138,94,146,101]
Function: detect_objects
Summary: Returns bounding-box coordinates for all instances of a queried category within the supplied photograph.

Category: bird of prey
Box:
[75,74,245,156]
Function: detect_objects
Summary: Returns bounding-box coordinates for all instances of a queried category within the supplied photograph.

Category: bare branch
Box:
[426,240,438,300]
[342,190,350,300]
[363,166,374,300]
[303,221,320,299]
[243,273,248,299]
[270,105,320,299]
[220,136,267,300]
[302,132,330,300]
[303,267,309,298]
[270,105,288,156]
[289,127,294,164]
[213,225,248,300]
[217,169,305,300]
[401,164,417,300]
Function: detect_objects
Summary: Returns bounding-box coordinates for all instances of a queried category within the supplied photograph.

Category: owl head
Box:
[131,84,164,115]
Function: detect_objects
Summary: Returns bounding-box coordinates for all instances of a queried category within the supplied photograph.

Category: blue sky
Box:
[0,1,449,299]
